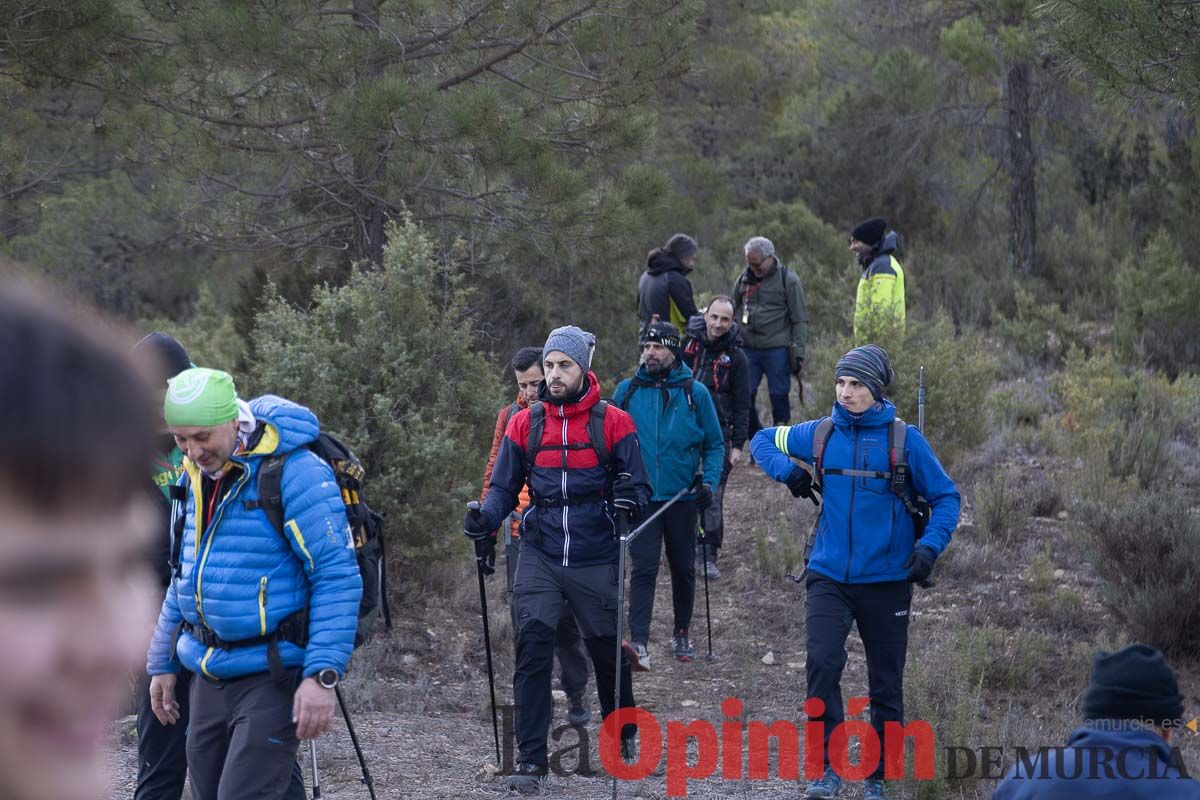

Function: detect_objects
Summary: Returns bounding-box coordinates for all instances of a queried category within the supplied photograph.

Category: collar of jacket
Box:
[646,249,690,276]
[634,360,695,386]
[685,315,744,352]
[831,399,896,430]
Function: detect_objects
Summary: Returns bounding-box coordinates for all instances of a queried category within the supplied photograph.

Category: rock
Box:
[1057,510,1069,520]
[552,690,567,703]
[681,700,699,708]
[787,662,803,669]
[1053,569,1065,579]
[761,651,776,666]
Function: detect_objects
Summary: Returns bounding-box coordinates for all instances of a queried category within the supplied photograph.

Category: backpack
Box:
[810,416,929,534]
[616,376,696,414]
[255,431,393,648]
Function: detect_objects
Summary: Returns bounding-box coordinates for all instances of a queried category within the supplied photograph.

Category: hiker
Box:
[480,346,592,727]
[638,233,701,333]
[0,281,159,800]
[750,345,960,800]
[130,332,193,800]
[681,297,750,579]
[994,643,1200,798]
[731,236,808,435]
[849,217,906,343]
[146,367,362,800]
[614,319,724,666]
[464,326,650,793]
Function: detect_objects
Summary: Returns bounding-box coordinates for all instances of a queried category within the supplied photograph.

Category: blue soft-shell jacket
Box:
[750,399,960,583]
[992,724,1200,799]
[613,362,725,501]
[147,395,362,680]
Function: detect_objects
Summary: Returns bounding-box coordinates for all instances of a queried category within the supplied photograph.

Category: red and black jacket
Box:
[479,373,650,567]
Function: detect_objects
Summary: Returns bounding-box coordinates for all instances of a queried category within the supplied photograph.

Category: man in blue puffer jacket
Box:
[146,367,362,800]
[751,345,960,800]
[614,319,724,667]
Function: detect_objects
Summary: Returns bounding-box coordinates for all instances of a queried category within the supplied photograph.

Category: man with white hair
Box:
[731,236,809,431]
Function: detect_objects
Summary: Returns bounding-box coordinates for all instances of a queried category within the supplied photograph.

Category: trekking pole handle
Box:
[466,501,480,511]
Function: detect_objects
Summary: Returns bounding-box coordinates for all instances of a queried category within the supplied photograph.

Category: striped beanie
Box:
[835,344,893,401]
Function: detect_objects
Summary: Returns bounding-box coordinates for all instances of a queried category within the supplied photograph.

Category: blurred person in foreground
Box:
[0,280,160,800]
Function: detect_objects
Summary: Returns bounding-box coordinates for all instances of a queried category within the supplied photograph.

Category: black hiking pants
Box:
[187,669,308,800]
[805,574,911,780]
[628,499,698,643]
[506,539,590,701]
[134,667,191,800]
[511,550,636,768]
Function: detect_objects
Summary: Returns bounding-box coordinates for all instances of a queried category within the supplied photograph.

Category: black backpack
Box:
[524,400,611,479]
[255,432,393,648]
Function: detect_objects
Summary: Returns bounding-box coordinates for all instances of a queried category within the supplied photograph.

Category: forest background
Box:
[3,0,1200,702]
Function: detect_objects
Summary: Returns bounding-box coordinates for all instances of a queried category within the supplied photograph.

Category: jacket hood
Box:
[541,371,602,419]
[634,359,695,386]
[831,398,897,430]
[244,395,321,457]
[646,249,690,276]
[514,392,531,409]
[686,314,744,350]
[1065,724,1176,763]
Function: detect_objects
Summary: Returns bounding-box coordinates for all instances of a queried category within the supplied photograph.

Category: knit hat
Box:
[133,332,192,380]
[163,367,239,428]
[835,344,894,401]
[543,326,595,372]
[641,316,682,358]
[1082,644,1185,726]
[851,217,887,248]
[664,233,699,263]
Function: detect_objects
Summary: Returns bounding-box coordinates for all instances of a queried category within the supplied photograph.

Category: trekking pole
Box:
[309,740,321,799]
[466,501,502,765]
[918,366,926,432]
[612,491,631,800]
[698,520,717,661]
[335,686,378,800]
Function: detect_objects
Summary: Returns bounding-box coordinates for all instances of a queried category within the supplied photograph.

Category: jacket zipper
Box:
[258,575,269,636]
[845,427,859,583]
[560,409,570,567]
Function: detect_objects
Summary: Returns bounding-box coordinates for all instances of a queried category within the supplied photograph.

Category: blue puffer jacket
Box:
[147,396,363,680]
[992,724,1200,799]
[613,362,724,501]
[751,399,960,584]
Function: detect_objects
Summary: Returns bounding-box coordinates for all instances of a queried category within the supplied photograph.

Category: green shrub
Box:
[992,285,1084,366]
[250,219,504,563]
[1075,488,1200,656]
[806,313,999,466]
[974,473,1027,548]
[1115,229,1200,376]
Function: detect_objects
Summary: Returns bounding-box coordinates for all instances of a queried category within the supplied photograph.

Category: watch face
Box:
[318,669,338,688]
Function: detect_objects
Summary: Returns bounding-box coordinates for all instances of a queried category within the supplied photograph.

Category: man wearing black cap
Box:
[614,318,724,667]
[638,233,701,333]
[994,643,1200,798]
[849,217,906,344]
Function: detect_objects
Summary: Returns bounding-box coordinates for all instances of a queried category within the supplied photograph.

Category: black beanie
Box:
[640,316,682,358]
[1082,643,1184,726]
[850,217,887,248]
[664,233,699,263]
[133,332,192,379]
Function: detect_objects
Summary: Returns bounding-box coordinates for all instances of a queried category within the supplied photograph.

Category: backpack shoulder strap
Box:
[504,401,520,426]
[888,418,921,515]
[255,453,291,536]
[812,417,835,486]
[524,401,545,475]
[588,400,611,472]
[683,377,695,412]
[167,477,190,580]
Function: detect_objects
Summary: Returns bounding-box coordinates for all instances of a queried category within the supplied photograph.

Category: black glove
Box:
[785,466,817,503]
[904,545,937,584]
[695,483,714,512]
[474,536,496,576]
[790,353,804,376]
[612,475,641,516]
[464,506,491,540]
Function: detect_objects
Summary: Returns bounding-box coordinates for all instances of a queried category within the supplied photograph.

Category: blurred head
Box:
[164,368,241,474]
[510,347,545,406]
[1083,643,1184,740]
[835,344,893,413]
[541,327,594,401]
[744,237,776,278]
[0,280,158,800]
[132,332,191,435]
[640,317,681,377]
[704,296,735,341]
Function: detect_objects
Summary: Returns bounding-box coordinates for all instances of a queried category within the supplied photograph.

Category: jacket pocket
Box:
[858,443,888,495]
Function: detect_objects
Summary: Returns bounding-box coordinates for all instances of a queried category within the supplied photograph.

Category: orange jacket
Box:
[481,394,531,539]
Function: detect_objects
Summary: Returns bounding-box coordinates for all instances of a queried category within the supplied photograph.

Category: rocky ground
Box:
[109,460,1200,799]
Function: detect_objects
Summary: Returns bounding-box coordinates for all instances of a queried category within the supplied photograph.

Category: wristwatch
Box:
[316,668,340,689]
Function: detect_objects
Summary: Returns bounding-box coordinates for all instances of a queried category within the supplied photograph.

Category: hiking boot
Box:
[620,735,638,763]
[672,629,694,662]
[566,692,590,727]
[506,762,547,793]
[863,777,888,799]
[804,768,843,798]
[700,557,721,580]
[624,640,651,672]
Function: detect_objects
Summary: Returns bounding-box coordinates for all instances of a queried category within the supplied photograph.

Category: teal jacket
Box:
[613,362,724,500]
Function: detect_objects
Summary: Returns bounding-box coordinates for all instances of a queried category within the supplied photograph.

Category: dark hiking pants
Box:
[134,668,192,800]
[511,550,636,768]
[628,499,698,643]
[506,539,590,701]
[187,669,308,800]
[805,574,911,779]
[745,345,792,426]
